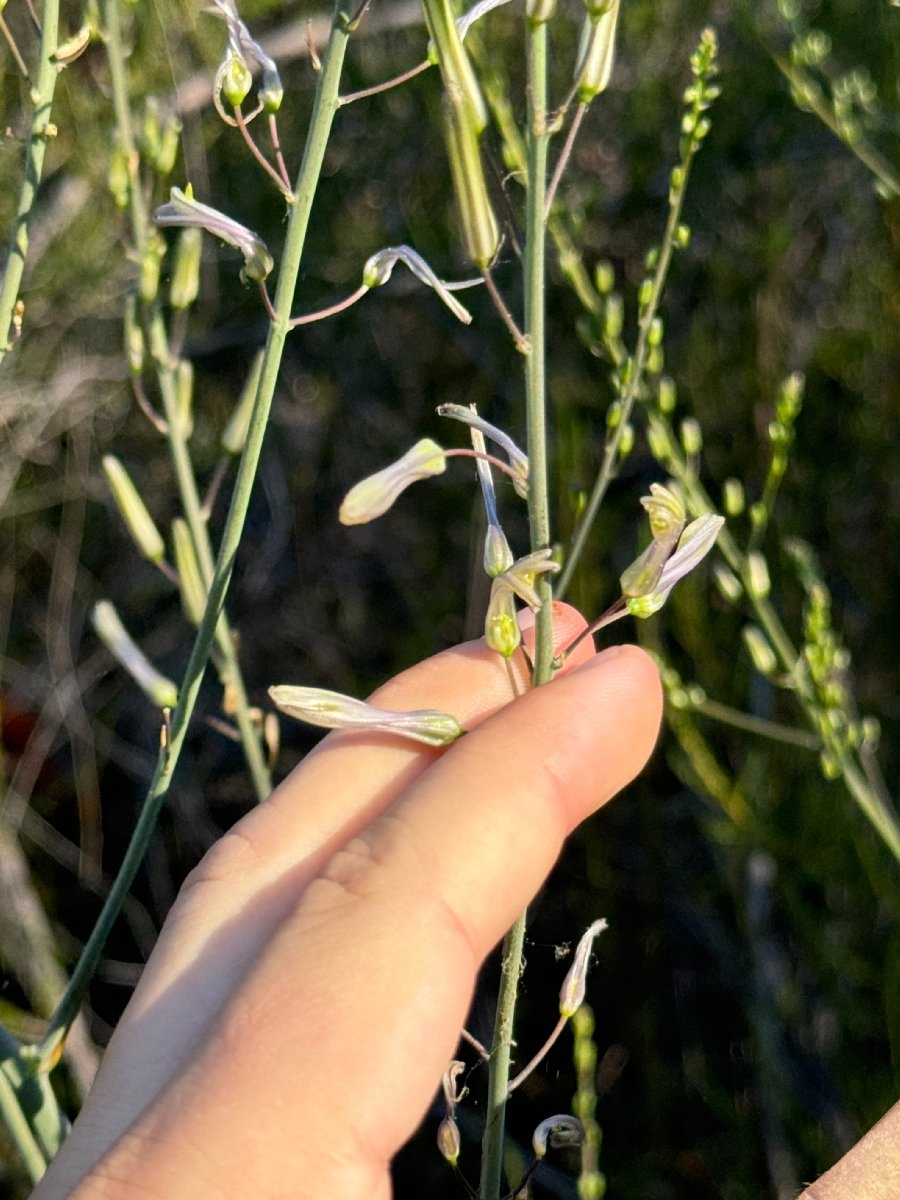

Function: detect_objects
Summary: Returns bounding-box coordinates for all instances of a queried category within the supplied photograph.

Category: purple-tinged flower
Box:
[339,439,446,525]
[620,482,686,598]
[207,0,283,113]
[625,512,725,617]
[269,685,462,747]
[437,403,528,499]
[154,186,273,282]
[532,1114,585,1159]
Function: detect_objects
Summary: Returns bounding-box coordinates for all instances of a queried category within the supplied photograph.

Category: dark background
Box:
[1,1,899,1196]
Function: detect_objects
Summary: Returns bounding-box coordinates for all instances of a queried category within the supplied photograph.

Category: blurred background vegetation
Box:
[1,0,898,1196]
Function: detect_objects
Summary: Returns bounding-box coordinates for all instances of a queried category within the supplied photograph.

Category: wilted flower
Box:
[437,403,528,499]
[269,685,463,747]
[339,439,446,525]
[362,246,474,324]
[559,918,608,1017]
[153,186,273,283]
[532,1114,585,1159]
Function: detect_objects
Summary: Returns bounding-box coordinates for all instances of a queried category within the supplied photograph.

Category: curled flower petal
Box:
[154,186,273,282]
[362,246,474,324]
[620,482,686,598]
[269,685,463,747]
[532,1114,585,1159]
[437,403,528,499]
[339,439,446,525]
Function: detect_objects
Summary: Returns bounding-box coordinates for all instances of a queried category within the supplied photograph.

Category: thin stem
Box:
[0,0,61,362]
[690,696,820,750]
[508,1014,567,1092]
[339,58,431,104]
[0,13,29,76]
[480,269,528,353]
[289,283,368,326]
[479,20,552,1200]
[544,102,587,218]
[42,0,356,1046]
[557,137,700,599]
[0,1059,47,1182]
[234,105,294,199]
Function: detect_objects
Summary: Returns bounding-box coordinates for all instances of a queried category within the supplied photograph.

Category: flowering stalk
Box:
[42,0,359,1053]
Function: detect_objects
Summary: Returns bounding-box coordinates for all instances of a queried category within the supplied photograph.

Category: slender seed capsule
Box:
[172,518,206,625]
[171,227,202,311]
[102,455,165,563]
[92,601,179,708]
[443,100,500,270]
[421,0,488,132]
[222,350,264,455]
[573,0,621,103]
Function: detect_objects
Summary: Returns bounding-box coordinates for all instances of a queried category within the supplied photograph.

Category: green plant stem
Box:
[42,0,355,1048]
[0,0,61,362]
[690,696,819,749]
[148,317,273,802]
[0,1057,47,1183]
[100,0,271,802]
[556,158,695,600]
[479,20,552,1200]
[772,55,900,199]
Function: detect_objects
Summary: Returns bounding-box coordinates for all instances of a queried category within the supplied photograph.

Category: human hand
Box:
[33,603,663,1200]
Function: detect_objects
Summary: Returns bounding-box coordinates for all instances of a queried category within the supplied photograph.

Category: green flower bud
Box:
[171,226,202,310]
[172,518,206,625]
[594,259,615,294]
[124,294,144,376]
[485,581,520,658]
[722,478,744,516]
[743,625,777,676]
[92,601,178,708]
[222,349,264,455]
[745,551,771,599]
[680,417,702,456]
[175,359,194,440]
[713,562,743,602]
[102,455,165,563]
[657,376,677,414]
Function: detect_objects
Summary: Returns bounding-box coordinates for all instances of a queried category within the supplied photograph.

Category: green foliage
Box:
[1,0,899,1196]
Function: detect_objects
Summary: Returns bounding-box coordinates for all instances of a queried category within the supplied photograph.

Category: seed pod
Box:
[443,100,500,270]
[102,455,165,564]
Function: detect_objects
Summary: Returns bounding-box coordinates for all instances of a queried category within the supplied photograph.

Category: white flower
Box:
[269,685,462,747]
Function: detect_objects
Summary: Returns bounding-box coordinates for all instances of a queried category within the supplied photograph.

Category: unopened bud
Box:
[92,601,178,708]
[102,455,165,563]
[680,417,702,456]
[484,523,514,577]
[722,478,744,516]
[124,294,144,376]
[171,227,202,310]
[745,551,771,599]
[713,562,742,602]
[222,350,264,455]
[339,439,446,525]
[175,359,194,439]
[485,581,520,658]
[172,518,206,625]
[743,625,777,676]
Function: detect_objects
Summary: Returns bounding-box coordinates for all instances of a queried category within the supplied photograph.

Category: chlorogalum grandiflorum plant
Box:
[0,0,729,1193]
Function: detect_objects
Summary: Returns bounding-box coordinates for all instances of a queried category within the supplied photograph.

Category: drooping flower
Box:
[619,482,686,598]
[153,186,273,283]
[532,1114,585,1159]
[338,439,446,525]
[484,550,559,657]
[558,918,608,1017]
[269,685,462,747]
[207,0,283,114]
[437,403,528,499]
[362,246,474,324]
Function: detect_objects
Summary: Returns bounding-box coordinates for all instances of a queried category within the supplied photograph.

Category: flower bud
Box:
[222,350,264,455]
[171,227,202,310]
[124,294,144,376]
[175,359,194,440]
[339,439,446,525]
[269,685,463,747]
[102,455,165,563]
[92,601,178,708]
[745,551,771,599]
[742,625,777,676]
[172,518,206,625]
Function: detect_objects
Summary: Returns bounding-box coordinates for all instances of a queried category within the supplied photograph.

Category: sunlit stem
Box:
[234,104,295,199]
[479,18,553,1200]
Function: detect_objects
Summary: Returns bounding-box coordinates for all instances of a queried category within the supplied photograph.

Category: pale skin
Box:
[31,603,900,1200]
